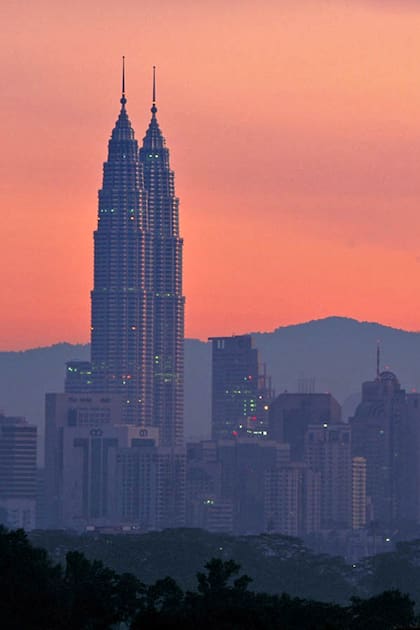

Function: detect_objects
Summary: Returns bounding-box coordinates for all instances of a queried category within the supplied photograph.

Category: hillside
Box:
[2,316,420,460]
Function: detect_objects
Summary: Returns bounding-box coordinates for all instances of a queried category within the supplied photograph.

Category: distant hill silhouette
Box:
[2,316,420,462]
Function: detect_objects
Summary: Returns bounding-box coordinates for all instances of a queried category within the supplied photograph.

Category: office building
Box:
[186,438,290,534]
[90,69,154,426]
[139,69,185,447]
[350,370,408,528]
[45,391,183,530]
[0,414,37,530]
[90,64,184,444]
[269,393,341,460]
[45,65,186,529]
[350,368,420,529]
[352,456,367,530]
[45,392,129,527]
[209,335,273,440]
[304,423,352,528]
[264,463,321,537]
[117,443,186,530]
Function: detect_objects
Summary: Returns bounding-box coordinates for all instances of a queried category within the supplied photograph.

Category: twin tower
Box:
[89,62,184,448]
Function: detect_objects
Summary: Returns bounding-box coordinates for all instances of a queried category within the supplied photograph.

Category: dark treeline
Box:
[30,528,420,607]
[0,527,417,629]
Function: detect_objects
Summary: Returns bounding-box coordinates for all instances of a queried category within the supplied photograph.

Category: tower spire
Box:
[151,66,157,115]
[121,56,127,106]
[376,340,381,378]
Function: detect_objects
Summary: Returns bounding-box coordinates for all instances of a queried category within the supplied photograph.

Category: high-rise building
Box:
[90,66,154,427]
[117,443,186,530]
[67,63,184,447]
[350,370,404,528]
[44,392,183,530]
[404,393,420,524]
[186,438,290,534]
[61,423,144,529]
[269,393,341,461]
[264,462,321,537]
[139,68,184,448]
[0,414,37,530]
[209,335,273,440]
[45,392,129,527]
[45,64,186,529]
[352,456,367,530]
[350,369,420,529]
[304,423,352,529]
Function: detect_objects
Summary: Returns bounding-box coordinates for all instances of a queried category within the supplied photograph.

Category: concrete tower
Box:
[45,63,186,529]
[209,335,273,441]
[139,68,185,447]
[90,60,154,426]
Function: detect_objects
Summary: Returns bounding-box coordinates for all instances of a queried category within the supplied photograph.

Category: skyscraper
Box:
[269,393,341,460]
[350,368,420,529]
[139,68,184,448]
[352,456,367,530]
[209,335,273,440]
[89,62,184,446]
[0,414,37,530]
[90,61,154,427]
[304,423,352,528]
[45,63,186,529]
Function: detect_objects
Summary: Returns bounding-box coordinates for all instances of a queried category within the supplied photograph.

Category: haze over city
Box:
[5,2,420,628]
[3,0,420,349]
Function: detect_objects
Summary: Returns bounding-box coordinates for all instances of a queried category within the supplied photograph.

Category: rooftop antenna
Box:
[121,56,127,106]
[151,65,157,114]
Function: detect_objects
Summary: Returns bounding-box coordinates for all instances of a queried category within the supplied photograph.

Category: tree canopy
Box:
[0,527,416,629]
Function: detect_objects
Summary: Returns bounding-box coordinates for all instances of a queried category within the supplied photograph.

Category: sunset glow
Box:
[3,0,420,349]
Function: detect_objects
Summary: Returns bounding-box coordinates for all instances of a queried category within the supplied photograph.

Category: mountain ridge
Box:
[4,315,418,355]
[2,316,420,462]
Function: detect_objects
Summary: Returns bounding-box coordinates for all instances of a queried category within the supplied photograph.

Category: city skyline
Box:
[4,1,420,349]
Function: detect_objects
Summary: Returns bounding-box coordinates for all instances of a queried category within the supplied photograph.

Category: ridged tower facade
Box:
[90,63,184,446]
[139,69,185,447]
[90,65,154,425]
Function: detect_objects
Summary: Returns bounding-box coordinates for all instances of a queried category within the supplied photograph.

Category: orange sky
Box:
[3,0,420,349]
